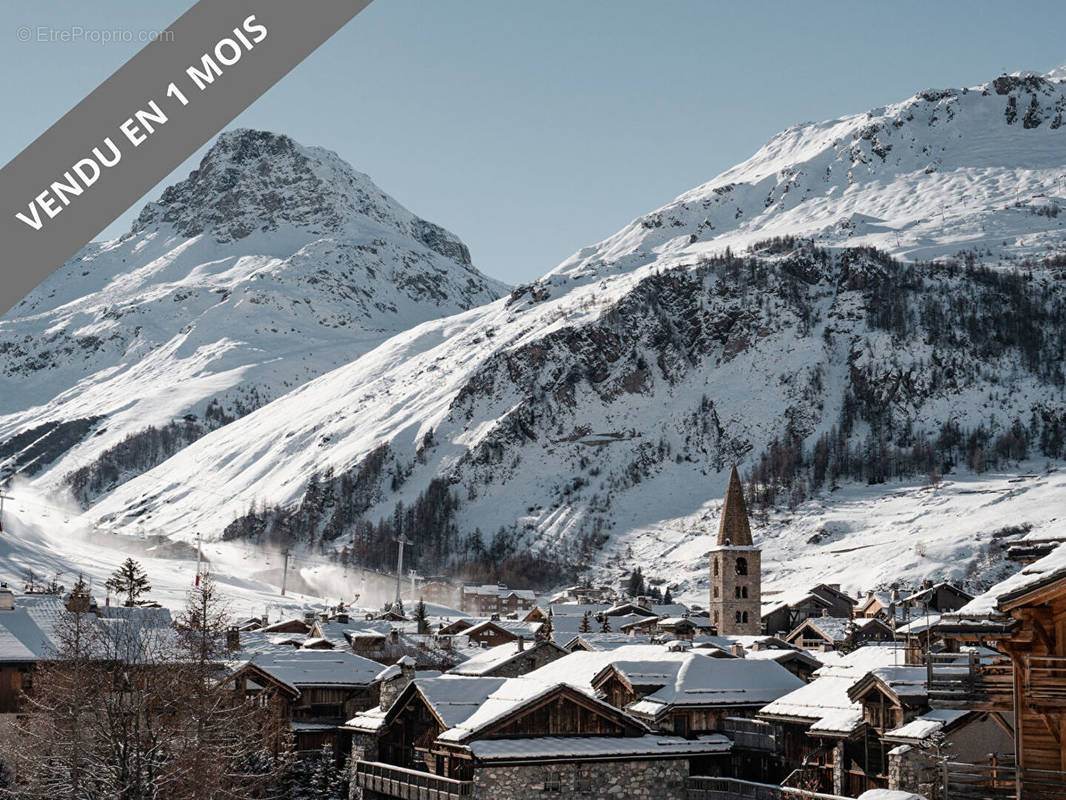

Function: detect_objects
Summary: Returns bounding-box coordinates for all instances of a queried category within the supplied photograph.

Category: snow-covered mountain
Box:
[0,129,506,503]
[70,69,1066,601]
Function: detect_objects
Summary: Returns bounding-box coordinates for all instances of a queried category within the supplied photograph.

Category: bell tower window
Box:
[735,557,748,576]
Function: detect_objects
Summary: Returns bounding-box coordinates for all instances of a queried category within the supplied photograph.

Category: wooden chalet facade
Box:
[931,564,1066,797]
[229,650,381,758]
[762,584,858,635]
[785,615,894,651]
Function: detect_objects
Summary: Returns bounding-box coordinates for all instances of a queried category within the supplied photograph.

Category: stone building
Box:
[345,673,731,800]
[708,466,761,636]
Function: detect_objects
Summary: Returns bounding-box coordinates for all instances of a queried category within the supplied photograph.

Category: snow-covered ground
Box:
[0,481,416,619]
[615,462,1066,606]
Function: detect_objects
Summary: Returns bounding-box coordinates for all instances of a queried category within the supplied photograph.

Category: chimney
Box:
[336,612,349,624]
[0,584,14,611]
[517,635,525,652]
[226,626,240,651]
[378,656,418,711]
[388,629,399,645]
[921,579,933,591]
[731,643,745,658]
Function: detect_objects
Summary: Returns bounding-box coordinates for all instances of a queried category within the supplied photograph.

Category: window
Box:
[713,611,719,624]
[734,586,741,599]
[742,611,749,623]
[713,586,719,598]
[735,611,742,624]
[672,715,690,737]
[543,771,562,792]
[735,557,748,576]
[713,558,719,577]
[741,586,748,599]
[575,773,593,793]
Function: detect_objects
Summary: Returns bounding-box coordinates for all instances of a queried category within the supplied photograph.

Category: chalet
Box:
[762,584,857,635]
[420,581,458,608]
[928,542,1066,796]
[346,674,731,800]
[591,652,804,737]
[856,590,897,620]
[229,649,383,757]
[0,588,62,713]
[741,647,822,682]
[462,619,541,648]
[261,617,313,635]
[448,638,567,678]
[899,581,973,615]
[460,585,537,616]
[564,632,656,652]
[785,615,894,651]
[758,644,906,794]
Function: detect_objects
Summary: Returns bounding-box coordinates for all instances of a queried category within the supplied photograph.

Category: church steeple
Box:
[709,464,761,636]
[717,464,753,546]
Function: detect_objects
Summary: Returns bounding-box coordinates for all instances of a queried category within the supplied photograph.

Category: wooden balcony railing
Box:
[722,716,779,753]
[1024,655,1066,706]
[687,776,850,800]
[354,760,472,800]
[927,652,1013,710]
[943,761,1066,800]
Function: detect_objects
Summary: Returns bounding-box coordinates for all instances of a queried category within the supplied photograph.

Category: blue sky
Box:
[3,1,1066,284]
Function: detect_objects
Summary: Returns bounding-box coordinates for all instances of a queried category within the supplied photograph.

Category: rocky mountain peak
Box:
[131,129,472,266]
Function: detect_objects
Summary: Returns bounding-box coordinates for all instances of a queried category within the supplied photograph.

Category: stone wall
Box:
[471,757,688,800]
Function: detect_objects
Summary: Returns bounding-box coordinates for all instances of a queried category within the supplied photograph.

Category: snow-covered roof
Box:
[883,709,969,744]
[895,614,941,635]
[796,616,854,642]
[413,676,509,729]
[467,733,730,762]
[856,666,929,703]
[958,541,1066,615]
[759,644,904,723]
[246,649,383,691]
[526,645,689,690]
[0,594,64,662]
[624,656,803,718]
[808,708,865,736]
[464,619,541,637]
[437,678,572,742]
[449,640,564,676]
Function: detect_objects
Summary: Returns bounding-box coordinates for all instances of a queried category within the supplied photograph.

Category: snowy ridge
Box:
[550,69,1066,288]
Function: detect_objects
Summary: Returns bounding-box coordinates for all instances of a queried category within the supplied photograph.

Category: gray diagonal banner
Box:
[0,0,372,316]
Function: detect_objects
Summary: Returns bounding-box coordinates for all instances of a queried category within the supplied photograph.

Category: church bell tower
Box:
[708,465,761,636]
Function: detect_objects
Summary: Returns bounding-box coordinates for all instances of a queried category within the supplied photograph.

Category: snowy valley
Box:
[3,69,1066,608]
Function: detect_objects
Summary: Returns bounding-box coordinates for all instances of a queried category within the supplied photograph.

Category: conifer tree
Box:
[105,557,151,607]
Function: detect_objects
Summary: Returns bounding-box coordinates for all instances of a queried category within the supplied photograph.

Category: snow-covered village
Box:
[4,4,1066,798]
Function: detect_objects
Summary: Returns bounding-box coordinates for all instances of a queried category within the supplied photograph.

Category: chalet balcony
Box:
[722,716,779,753]
[687,776,850,799]
[943,761,1066,800]
[928,652,1066,711]
[1024,655,1066,707]
[354,760,472,800]
[926,652,1014,711]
